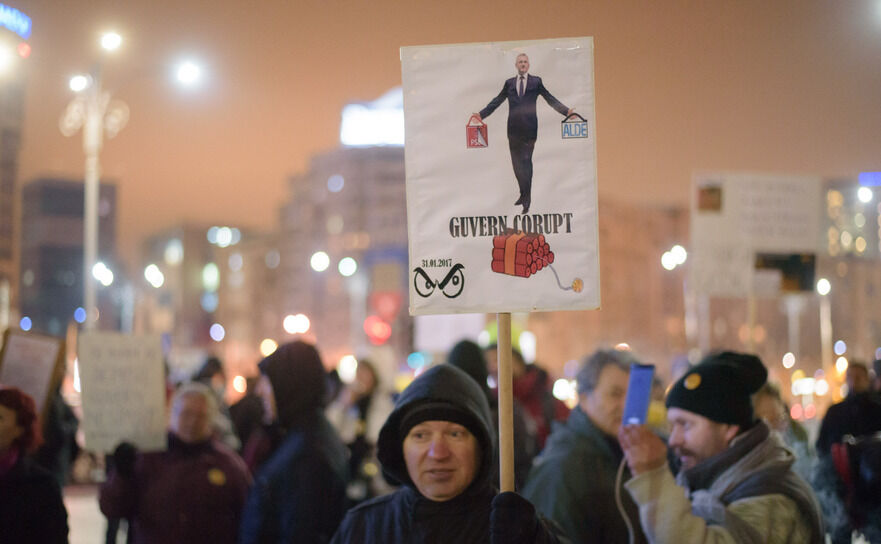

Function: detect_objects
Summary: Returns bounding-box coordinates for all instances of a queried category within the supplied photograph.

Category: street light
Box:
[60,32,205,328]
[59,31,129,328]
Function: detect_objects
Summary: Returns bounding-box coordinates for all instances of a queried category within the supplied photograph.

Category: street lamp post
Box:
[59,33,128,330]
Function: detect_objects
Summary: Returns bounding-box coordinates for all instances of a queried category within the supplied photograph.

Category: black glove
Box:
[490,491,539,544]
[112,442,137,478]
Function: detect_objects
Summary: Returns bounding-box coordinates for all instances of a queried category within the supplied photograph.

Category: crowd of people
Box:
[1,338,881,543]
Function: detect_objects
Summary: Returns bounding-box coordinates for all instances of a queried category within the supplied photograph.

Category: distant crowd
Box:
[2,339,881,543]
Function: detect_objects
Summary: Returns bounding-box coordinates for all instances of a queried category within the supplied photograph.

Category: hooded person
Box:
[619,351,824,544]
[239,341,349,544]
[330,364,567,544]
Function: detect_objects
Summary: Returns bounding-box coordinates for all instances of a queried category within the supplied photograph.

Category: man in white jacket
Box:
[618,351,824,544]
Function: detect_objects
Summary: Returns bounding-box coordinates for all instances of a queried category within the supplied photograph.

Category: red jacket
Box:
[100,434,251,544]
[512,366,570,449]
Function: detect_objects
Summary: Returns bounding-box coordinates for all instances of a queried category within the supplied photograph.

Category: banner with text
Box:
[0,329,63,417]
[402,37,599,314]
[78,332,167,452]
[690,172,822,297]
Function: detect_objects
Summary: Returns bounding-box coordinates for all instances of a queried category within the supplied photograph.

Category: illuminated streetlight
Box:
[175,60,202,87]
[782,352,795,368]
[670,245,688,265]
[816,278,831,296]
[857,186,873,203]
[100,32,122,51]
[144,264,165,288]
[310,251,330,272]
[69,74,90,92]
[283,313,310,334]
[92,261,114,286]
[338,257,357,277]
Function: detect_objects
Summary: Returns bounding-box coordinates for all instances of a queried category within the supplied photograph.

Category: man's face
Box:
[515,55,530,75]
[580,365,629,436]
[170,393,212,444]
[667,407,739,470]
[403,420,479,502]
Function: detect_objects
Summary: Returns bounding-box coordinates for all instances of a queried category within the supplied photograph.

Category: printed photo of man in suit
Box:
[474,53,573,214]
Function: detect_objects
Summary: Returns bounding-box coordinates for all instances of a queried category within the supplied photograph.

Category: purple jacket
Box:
[100,434,251,544]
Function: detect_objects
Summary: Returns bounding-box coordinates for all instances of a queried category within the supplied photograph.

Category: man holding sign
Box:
[474,53,574,214]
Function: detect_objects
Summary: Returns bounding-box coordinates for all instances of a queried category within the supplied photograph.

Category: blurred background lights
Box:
[100,31,122,51]
[615,342,631,351]
[407,352,427,369]
[176,60,202,86]
[229,253,243,272]
[790,404,803,420]
[791,377,815,396]
[327,174,345,193]
[19,316,31,331]
[164,238,183,265]
[552,378,577,402]
[310,251,330,272]
[144,264,165,288]
[339,355,358,383]
[17,42,30,59]
[661,252,677,270]
[858,186,874,203]
[74,307,87,323]
[232,375,247,394]
[200,292,219,313]
[835,356,849,374]
[265,249,281,269]
[815,378,830,396]
[833,340,847,355]
[92,261,114,286]
[670,244,687,264]
[782,352,795,368]
[259,338,278,357]
[283,313,310,334]
[477,330,491,347]
[202,262,220,291]
[519,331,537,363]
[816,278,831,295]
[209,323,225,342]
[0,45,14,74]
[338,257,357,277]
[73,359,81,393]
[69,74,89,92]
[804,404,816,419]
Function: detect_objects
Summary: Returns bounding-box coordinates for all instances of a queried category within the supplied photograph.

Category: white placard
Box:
[402,37,600,315]
[690,172,822,297]
[78,332,167,452]
[0,330,62,414]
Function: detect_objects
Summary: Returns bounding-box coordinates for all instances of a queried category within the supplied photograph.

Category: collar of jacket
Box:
[402,484,495,522]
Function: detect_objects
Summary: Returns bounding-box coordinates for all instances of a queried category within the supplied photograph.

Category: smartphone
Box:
[622,363,655,426]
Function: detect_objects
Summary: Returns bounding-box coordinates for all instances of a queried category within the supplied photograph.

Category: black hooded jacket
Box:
[331,364,564,543]
[240,341,349,544]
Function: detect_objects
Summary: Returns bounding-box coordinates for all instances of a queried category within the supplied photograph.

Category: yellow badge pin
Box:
[684,373,701,390]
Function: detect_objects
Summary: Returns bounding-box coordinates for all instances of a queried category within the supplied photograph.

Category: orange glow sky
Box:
[16,0,881,269]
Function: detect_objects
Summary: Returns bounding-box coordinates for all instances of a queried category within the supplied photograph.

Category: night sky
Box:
[15,0,881,269]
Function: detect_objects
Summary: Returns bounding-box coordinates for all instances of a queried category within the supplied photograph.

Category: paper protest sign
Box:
[78,331,167,452]
[402,37,599,314]
[0,329,64,417]
[691,172,822,298]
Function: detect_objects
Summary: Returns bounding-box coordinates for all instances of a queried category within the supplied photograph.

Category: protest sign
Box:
[691,172,822,297]
[78,331,167,452]
[402,37,599,315]
[0,329,64,417]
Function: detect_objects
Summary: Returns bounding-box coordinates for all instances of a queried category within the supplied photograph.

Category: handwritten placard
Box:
[78,332,167,452]
[0,329,63,417]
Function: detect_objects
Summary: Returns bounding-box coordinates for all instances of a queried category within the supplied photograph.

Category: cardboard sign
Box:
[402,37,599,314]
[690,172,822,297]
[0,329,64,418]
[78,331,167,452]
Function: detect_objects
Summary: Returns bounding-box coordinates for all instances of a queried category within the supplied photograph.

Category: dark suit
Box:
[479,74,569,209]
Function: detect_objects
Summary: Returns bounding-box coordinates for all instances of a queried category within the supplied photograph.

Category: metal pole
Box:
[819,295,832,370]
[82,72,104,330]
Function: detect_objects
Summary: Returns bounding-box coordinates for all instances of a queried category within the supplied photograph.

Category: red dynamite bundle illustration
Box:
[490,230,581,292]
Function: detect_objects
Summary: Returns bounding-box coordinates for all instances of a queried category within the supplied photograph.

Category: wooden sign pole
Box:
[497,312,515,492]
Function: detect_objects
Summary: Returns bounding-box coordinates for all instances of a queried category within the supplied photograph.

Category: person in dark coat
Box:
[523,349,647,544]
[447,339,537,490]
[0,386,69,543]
[239,340,349,544]
[331,364,567,544]
[100,382,251,544]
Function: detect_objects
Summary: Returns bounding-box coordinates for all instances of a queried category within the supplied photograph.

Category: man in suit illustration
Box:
[474,53,573,214]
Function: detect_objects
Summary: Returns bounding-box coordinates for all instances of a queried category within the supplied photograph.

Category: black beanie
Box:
[666,351,767,428]
[399,401,484,444]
